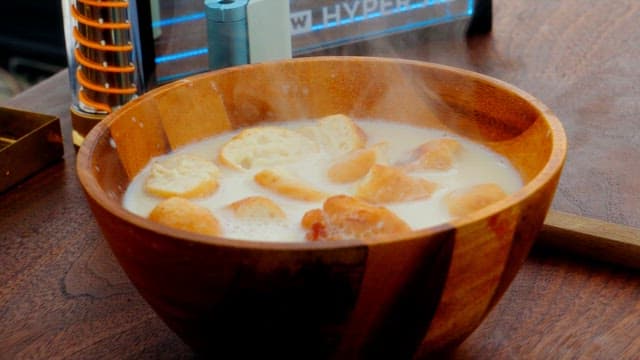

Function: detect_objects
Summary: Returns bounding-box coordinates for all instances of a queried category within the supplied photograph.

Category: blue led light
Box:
[155,48,208,64]
[153,12,205,28]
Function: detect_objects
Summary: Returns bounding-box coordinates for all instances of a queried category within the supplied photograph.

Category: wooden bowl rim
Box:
[76,56,567,251]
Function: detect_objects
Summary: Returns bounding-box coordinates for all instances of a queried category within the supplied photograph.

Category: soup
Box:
[123,115,522,242]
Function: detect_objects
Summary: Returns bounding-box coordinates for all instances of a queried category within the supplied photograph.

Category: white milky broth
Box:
[123,119,523,242]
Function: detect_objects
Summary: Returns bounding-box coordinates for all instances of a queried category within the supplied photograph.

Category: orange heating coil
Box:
[71,0,138,113]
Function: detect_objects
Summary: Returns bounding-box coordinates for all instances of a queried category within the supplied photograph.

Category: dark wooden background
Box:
[1,0,639,358]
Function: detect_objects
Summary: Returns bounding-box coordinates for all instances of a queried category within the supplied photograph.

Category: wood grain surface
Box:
[1,0,639,358]
[540,210,640,271]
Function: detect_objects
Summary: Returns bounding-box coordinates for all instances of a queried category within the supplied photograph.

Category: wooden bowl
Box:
[77,57,566,358]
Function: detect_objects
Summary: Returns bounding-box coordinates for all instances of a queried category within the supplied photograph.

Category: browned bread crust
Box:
[444,183,507,217]
[355,164,437,204]
[254,168,327,202]
[403,138,462,171]
[301,195,411,241]
[227,196,286,220]
[327,147,377,183]
[149,197,221,236]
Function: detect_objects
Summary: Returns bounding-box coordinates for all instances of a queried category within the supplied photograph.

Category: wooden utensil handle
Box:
[539,210,640,269]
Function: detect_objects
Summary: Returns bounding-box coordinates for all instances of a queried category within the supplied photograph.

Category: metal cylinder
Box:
[204,0,250,70]
[62,0,144,146]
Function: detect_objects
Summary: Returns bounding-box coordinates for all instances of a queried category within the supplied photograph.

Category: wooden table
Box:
[2,0,639,358]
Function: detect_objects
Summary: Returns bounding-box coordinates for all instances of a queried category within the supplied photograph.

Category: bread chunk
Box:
[355,164,437,204]
[297,114,367,155]
[301,195,411,241]
[254,168,327,202]
[228,196,286,220]
[370,142,390,165]
[327,147,377,183]
[144,153,220,198]
[444,183,508,217]
[149,197,221,236]
[404,138,462,171]
[219,126,318,170]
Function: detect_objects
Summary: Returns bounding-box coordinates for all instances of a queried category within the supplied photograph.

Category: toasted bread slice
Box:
[227,196,286,220]
[404,138,462,171]
[355,164,437,204]
[370,141,390,165]
[444,183,507,217]
[254,168,327,202]
[219,126,318,170]
[301,195,411,241]
[301,208,324,230]
[144,153,220,198]
[149,197,221,236]
[297,114,367,155]
[327,147,377,183]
